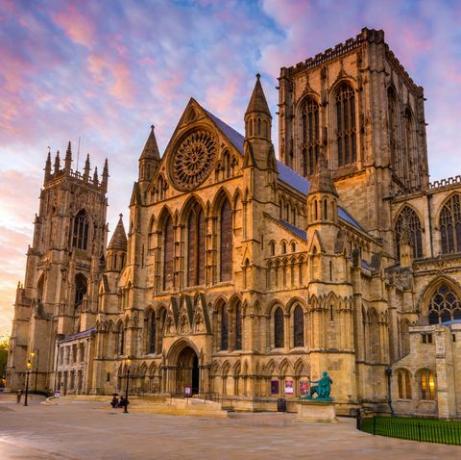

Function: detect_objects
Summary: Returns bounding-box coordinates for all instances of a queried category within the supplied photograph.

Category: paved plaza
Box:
[0,395,460,459]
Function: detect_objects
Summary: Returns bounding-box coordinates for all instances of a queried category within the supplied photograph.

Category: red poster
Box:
[299,380,309,396]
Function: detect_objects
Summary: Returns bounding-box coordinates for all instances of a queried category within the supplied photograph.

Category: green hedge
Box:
[360,416,461,445]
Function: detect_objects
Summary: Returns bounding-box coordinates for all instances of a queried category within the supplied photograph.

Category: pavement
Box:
[0,394,460,459]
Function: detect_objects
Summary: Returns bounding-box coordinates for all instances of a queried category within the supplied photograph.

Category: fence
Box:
[358,415,461,445]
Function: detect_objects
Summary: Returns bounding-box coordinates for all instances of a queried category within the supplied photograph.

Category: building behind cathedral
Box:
[7,28,461,418]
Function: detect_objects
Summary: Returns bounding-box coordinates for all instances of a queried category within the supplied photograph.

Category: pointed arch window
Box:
[219,198,233,282]
[116,323,125,355]
[274,307,284,348]
[146,310,156,354]
[187,203,206,286]
[404,108,414,182]
[387,86,397,169]
[395,207,423,259]
[397,369,412,399]
[440,194,461,254]
[163,215,174,290]
[220,304,229,351]
[235,301,242,350]
[418,369,436,400]
[293,304,304,347]
[72,210,89,250]
[74,274,87,309]
[428,284,461,324]
[301,97,320,175]
[335,82,356,167]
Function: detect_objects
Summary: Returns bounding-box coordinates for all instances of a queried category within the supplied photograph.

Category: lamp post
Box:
[124,358,131,414]
[24,360,32,406]
[385,366,394,416]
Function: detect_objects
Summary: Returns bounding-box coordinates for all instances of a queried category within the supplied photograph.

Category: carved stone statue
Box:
[303,371,333,401]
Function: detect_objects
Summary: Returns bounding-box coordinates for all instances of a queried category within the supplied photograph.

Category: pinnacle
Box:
[108,214,127,251]
[308,153,338,196]
[140,124,160,160]
[245,73,271,117]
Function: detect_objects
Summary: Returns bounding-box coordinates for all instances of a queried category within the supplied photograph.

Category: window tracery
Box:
[301,97,320,175]
[395,207,423,259]
[428,284,461,324]
[335,82,356,167]
[440,194,461,254]
[72,210,89,250]
[186,202,206,287]
[274,307,284,348]
[162,215,174,290]
[219,198,233,282]
[293,305,304,347]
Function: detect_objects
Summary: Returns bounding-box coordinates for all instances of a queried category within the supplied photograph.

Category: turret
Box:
[64,141,72,172]
[101,159,109,192]
[244,74,272,143]
[106,214,127,272]
[83,154,91,181]
[44,149,51,183]
[306,154,338,227]
[138,125,160,183]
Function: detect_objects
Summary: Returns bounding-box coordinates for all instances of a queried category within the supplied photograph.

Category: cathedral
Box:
[7,28,461,418]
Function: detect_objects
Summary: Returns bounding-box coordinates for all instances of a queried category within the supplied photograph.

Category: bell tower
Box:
[7,143,109,392]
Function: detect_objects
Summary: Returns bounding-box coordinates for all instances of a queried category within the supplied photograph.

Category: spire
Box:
[93,166,99,185]
[308,153,338,196]
[101,158,109,192]
[54,150,61,173]
[139,125,160,160]
[108,214,127,251]
[245,74,271,117]
[44,148,51,182]
[64,141,72,172]
[83,154,91,180]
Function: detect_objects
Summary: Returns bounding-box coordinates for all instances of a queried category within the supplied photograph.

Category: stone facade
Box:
[7,28,461,418]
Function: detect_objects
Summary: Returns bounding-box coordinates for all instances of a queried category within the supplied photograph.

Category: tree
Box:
[0,338,9,387]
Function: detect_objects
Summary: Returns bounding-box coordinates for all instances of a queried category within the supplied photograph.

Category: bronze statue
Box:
[303,371,333,401]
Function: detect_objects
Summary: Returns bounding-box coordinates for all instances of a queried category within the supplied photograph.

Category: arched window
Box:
[269,241,276,256]
[336,82,356,167]
[418,369,435,400]
[397,369,412,399]
[220,304,228,351]
[74,274,87,309]
[293,304,304,347]
[428,284,461,324]
[219,198,233,282]
[116,323,125,355]
[187,203,206,286]
[235,301,242,350]
[163,215,174,290]
[387,86,397,169]
[146,310,156,354]
[404,108,414,182]
[301,97,320,175]
[72,210,89,250]
[274,307,284,348]
[440,194,461,254]
[395,207,423,259]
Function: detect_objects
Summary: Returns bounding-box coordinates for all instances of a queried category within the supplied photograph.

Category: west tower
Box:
[7,144,108,392]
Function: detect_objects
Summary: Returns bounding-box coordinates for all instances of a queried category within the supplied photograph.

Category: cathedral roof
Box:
[108,214,127,251]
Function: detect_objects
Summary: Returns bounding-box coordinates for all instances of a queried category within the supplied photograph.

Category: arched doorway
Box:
[176,346,199,395]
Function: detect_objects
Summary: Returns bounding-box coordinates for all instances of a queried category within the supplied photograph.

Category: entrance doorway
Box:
[176,346,200,395]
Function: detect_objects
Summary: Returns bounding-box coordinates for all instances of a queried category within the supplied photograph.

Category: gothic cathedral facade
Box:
[8,28,461,418]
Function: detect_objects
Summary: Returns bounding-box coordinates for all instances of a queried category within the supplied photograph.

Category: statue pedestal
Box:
[296,400,337,423]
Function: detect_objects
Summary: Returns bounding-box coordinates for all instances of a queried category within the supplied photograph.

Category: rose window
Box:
[170,130,217,191]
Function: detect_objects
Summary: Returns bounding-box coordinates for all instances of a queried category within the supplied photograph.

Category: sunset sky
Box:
[1,0,461,337]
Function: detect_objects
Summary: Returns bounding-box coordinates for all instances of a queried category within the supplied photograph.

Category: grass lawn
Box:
[361,416,461,445]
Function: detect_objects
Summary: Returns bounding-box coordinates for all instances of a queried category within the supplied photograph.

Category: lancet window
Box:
[395,207,423,259]
[440,194,461,254]
[187,202,206,286]
[428,284,461,324]
[72,210,89,250]
[219,198,233,282]
[163,215,174,290]
[301,97,320,175]
[335,82,356,167]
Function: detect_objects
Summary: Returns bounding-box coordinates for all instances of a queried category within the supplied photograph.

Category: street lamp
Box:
[124,358,132,414]
[385,366,394,416]
[24,360,32,406]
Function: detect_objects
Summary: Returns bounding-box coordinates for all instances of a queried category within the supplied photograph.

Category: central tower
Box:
[278,28,429,240]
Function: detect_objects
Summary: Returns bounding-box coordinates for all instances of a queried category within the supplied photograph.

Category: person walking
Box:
[16,389,23,404]
[110,394,119,408]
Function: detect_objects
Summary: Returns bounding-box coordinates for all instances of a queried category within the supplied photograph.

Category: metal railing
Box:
[357,415,461,445]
